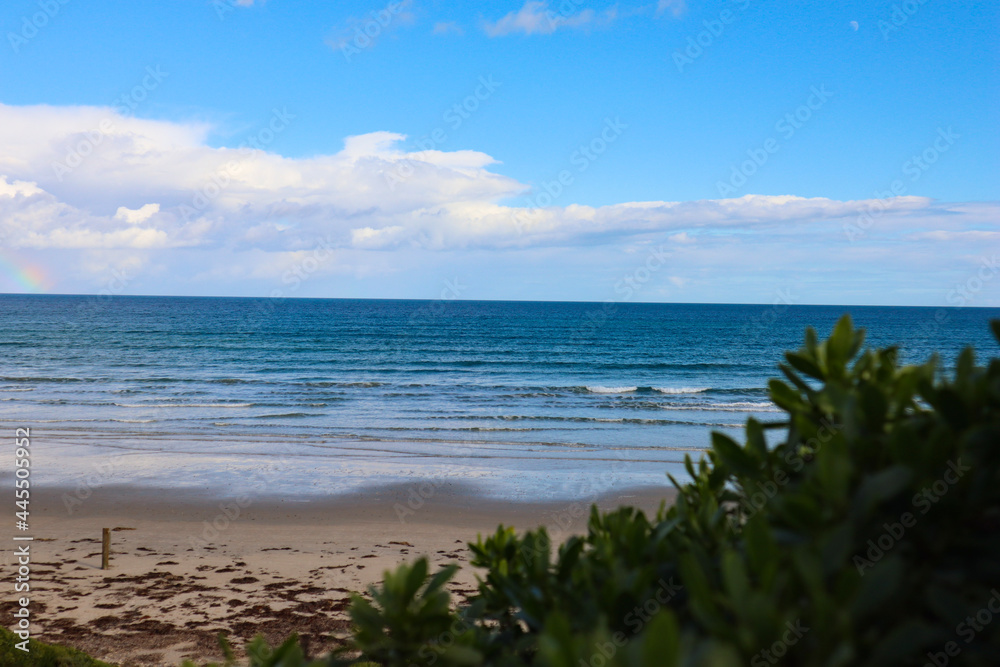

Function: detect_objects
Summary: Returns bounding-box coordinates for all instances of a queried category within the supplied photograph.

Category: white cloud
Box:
[0,176,180,250]
[0,101,995,255]
[351,225,407,248]
[0,176,44,198]
[483,1,615,37]
[0,102,997,303]
[115,203,160,225]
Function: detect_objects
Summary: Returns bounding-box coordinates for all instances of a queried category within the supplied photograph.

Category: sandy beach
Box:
[10,483,676,666]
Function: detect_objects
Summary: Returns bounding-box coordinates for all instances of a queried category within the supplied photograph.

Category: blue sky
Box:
[0,0,997,305]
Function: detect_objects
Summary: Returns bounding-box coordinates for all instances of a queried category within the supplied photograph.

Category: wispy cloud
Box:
[326,0,415,53]
[655,0,687,17]
[483,1,616,37]
[433,21,464,36]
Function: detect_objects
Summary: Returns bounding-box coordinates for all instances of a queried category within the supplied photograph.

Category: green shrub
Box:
[338,316,1000,666]
[175,316,1000,666]
[347,558,480,666]
[0,626,113,666]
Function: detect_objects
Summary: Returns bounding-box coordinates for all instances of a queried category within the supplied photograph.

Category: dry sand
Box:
[7,482,676,666]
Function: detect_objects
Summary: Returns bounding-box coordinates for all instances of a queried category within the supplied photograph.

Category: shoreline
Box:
[6,429,703,504]
[15,483,676,666]
[33,480,676,524]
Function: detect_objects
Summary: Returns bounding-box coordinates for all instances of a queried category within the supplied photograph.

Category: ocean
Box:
[1,295,997,500]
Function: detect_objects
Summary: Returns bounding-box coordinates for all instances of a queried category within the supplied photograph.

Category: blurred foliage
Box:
[0,626,113,666]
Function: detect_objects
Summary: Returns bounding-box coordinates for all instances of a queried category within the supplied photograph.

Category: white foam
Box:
[714,401,775,408]
[652,387,710,394]
[114,402,254,408]
[586,386,638,394]
[658,404,781,413]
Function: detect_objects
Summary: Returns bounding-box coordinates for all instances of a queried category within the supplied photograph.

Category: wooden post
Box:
[101,528,110,570]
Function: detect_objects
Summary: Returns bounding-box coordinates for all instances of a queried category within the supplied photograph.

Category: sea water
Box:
[1,295,996,499]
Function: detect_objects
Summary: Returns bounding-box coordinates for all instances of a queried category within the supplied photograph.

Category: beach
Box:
[2,6,995,663]
[14,483,675,666]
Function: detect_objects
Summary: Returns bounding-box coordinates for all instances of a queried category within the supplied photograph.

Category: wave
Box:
[0,375,385,388]
[652,387,710,394]
[113,402,255,408]
[440,417,744,428]
[655,401,779,412]
[719,387,770,396]
[582,385,753,396]
[706,401,775,409]
[0,376,91,383]
[423,413,747,427]
[249,412,314,419]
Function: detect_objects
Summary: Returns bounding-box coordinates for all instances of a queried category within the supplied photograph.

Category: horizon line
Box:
[2,292,999,310]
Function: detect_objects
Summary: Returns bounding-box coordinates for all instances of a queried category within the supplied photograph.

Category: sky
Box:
[0,0,997,305]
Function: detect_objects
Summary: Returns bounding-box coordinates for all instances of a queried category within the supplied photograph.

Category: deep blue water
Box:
[1,295,997,498]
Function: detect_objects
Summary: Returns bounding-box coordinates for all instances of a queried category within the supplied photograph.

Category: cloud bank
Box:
[0,102,995,303]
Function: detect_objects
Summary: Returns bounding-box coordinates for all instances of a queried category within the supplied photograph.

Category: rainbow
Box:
[0,251,51,293]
